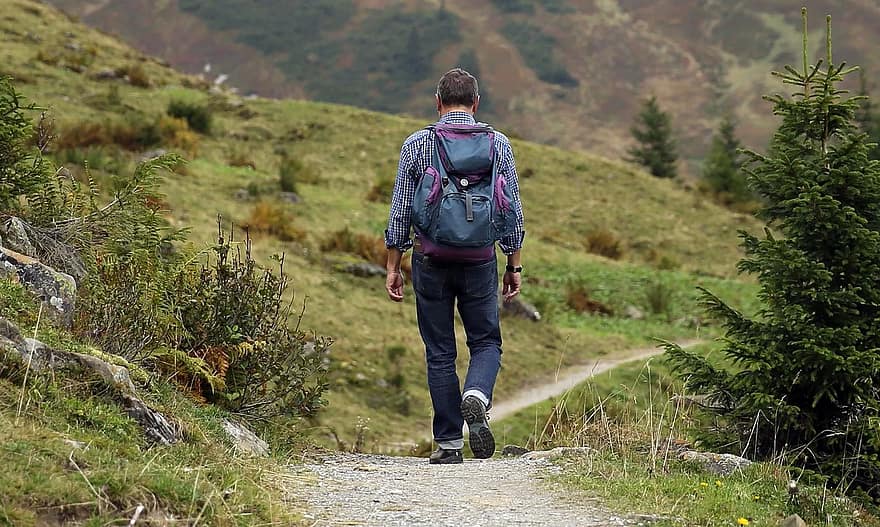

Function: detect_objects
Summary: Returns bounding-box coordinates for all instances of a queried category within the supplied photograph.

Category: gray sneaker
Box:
[461,396,495,459]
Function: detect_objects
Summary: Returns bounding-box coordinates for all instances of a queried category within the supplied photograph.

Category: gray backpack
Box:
[411,123,515,261]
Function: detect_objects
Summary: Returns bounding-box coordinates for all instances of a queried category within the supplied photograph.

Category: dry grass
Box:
[244,201,306,242]
[585,229,624,260]
[566,284,614,315]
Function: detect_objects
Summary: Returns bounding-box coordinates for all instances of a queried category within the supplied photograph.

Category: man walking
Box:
[384,68,525,464]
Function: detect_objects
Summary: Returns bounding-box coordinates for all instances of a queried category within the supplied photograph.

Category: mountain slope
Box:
[2,0,762,446]
[45,0,880,169]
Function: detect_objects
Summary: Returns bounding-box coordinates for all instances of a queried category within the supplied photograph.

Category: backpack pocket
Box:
[434,193,493,248]
[412,166,441,234]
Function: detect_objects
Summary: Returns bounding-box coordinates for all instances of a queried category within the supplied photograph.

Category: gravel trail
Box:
[294,453,635,526]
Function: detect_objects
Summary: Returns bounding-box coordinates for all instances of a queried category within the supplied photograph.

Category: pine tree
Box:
[856,69,880,161]
[702,115,749,203]
[664,11,880,499]
[627,96,678,178]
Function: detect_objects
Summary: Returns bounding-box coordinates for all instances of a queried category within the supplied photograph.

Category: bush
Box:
[366,173,395,202]
[157,116,199,157]
[228,150,256,170]
[245,201,306,242]
[278,155,320,192]
[56,118,162,152]
[118,64,151,88]
[321,227,389,268]
[584,229,624,260]
[643,279,674,320]
[565,284,613,315]
[167,100,212,134]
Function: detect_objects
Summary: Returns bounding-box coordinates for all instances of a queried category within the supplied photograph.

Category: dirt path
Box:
[490,339,701,421]
[292,340,701,525]
[292,453,636,526]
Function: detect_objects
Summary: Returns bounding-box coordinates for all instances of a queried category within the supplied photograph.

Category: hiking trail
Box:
[291,341,699,526]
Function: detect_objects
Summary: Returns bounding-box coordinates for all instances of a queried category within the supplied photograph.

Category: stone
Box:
[0,247,77,327]
[501,444,530,457]
[624,305,645,320]
[1,217,36,257]
[679,450,752,476]
[343,263,386,278]
[137,148,168,163]
[522,446,595,461]
[501,296,541,321]
[233,188,251,201]
[780,514,807,527]
[223,419,269,456]
[279,191,301,204]
[0,318,181,445]
[91,68,121,80]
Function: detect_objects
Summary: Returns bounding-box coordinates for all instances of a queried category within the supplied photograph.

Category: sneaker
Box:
[461,395,495,459]
[429,448,463,464]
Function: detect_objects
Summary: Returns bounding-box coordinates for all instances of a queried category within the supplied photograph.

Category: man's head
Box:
[436,68,480,115]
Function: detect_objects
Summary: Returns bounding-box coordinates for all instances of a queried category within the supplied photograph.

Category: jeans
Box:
[411,252,503,445]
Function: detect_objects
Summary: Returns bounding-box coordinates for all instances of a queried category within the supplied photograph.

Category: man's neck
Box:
[440,106,474,117]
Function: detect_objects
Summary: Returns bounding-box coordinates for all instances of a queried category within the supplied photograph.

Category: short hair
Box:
[436,68,479,107]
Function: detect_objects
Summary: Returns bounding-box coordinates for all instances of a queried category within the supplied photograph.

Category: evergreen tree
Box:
[702,115,749,202]
[856,69,880,161]
[627,96,678,178]
[664,11,880,499]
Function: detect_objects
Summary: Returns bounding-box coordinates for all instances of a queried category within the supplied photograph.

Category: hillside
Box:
[44,0,880,170]
[0,0,766,448]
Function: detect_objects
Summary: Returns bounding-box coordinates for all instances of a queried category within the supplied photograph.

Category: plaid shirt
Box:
[384,111,525,254]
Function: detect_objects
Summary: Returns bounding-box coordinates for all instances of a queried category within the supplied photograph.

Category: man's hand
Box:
[502,271,521,302]
[386,270,404,302]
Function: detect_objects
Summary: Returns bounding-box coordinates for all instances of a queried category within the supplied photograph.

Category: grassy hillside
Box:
[44,0,880,169]
[0,0,765,448]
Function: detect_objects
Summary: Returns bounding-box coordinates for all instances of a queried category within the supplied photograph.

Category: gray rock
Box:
[522,446,595,461]
[343,263,386,278]
[780,514,807,527]
[92,68,121,80]
[679,450,752,476]
[233,188,251,201]
[0,247,77,327]
[501,296,541,321]
[279,191,301,204]
[1,217,36,257]
[137,148,168,163]
[623,305,645,320]
[223,419,269,456]
[501,444,531,457]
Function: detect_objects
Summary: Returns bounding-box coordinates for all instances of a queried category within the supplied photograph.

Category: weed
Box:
[245,201,306,242]
[565,283,614,316]
[167,99,212,134]
[585,229,624,260]
[644,279,675,320]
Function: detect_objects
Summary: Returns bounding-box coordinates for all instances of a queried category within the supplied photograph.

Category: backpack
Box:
[411,122,516,261]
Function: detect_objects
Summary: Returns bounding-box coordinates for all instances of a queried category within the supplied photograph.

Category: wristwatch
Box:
[505,264,523,273]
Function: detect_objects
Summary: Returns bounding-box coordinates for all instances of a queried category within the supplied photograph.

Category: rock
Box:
[679,450,752,476]
[501,296,541,321]
[91,68,121,80]
[279,191,301,204]
[522,446,595,461]
[137,148,168,163]
[233,188,251,201]
[623,305,645,320]
[1,217,36,257]
[780,514,807,527]
[501,444,530,457]
[0,247,76,327]
[0,318,181,444]
[343,263,386,278]
[223,419,269,456]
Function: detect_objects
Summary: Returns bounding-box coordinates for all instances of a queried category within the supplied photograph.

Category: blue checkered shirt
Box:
[384,111,525,255]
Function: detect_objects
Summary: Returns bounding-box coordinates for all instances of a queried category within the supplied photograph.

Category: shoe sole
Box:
[429,455,463,465]
[462,397,495,459]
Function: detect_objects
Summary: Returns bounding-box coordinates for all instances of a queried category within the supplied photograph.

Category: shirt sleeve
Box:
[497,140,525,255]
[384,142,416,251]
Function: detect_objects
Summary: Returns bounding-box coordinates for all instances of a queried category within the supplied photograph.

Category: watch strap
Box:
[506,264,523,273]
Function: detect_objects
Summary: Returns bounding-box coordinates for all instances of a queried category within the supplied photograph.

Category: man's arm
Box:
[497,139,525,302]
[384,141,417,302]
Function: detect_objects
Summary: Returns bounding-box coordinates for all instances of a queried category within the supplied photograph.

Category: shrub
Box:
[244,201,306,242]
[55,118,161,152]
[278,155,319,192]
[120,64,151,88]
[321,227,387,268]
[157,116,199,157]
[167,100,212,134]
[228,150,256,170]
[565,284,613,316]
[643,280,674,320]
[584,229,623,260]
[366,173,395,202]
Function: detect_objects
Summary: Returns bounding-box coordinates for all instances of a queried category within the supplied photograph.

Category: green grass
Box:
[0,372,305,526]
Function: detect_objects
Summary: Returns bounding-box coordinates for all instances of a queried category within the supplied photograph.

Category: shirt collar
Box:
[439,111,476,125]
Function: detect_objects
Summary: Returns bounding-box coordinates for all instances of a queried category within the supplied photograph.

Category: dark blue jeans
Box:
[411,252,503,445]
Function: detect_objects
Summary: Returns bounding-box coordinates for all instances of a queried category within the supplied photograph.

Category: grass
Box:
[0,0,767,448]
[496,345,879,526]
